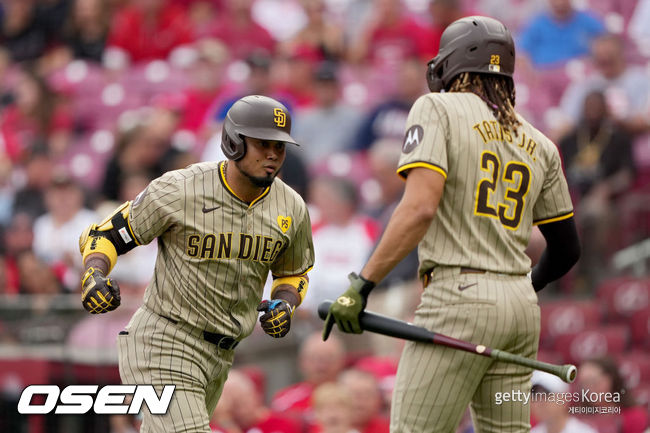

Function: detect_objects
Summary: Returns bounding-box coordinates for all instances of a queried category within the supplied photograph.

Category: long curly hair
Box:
[447,72,521,136]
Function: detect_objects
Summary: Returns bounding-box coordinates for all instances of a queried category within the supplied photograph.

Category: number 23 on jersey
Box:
[474,151,531,230]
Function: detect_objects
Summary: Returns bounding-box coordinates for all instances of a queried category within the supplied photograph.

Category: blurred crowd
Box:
[0,0,649,432]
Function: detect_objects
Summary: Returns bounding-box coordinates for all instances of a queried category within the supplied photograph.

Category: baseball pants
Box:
[117,306,235,433]
[390,267,540,433]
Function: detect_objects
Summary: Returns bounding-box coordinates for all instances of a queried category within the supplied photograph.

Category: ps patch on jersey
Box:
[277,216,292,233]
[402,125,424,154]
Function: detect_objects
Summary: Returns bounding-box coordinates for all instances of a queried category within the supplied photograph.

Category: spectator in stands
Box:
[311,382,357,433]
[272,332,346,423]
[0,0,64,62]
[2,213,35,295]
[366,138,418,288]
[559,90,635,288]
[292,61,363,165]
[59,0,111,63]
[32,172,97,291]
[303,176,379,312]
[275,44,319,110]
[337,369,390,433]
[560,34,650,131]
[518,0,605,68]
[17,250,62,294]
[186,0,220,40]
[354,57,425,151]
[12,151,53,219]
[0,66,73,162]
[212,50,293,124]
[419,0,467,61]
[280,0,345,62]
[560,90,635,201]
[178,39,231,138]
[211,369,301,433]
[209,0,275,60]
[578,357,649,433]
[347,0,427,67]
[476,0,543,31]
[530,370,597,433]
[107,0,192,63]
[101,103,187,201]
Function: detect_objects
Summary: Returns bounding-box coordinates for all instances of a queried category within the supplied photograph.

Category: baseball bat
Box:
[318,300,577,383]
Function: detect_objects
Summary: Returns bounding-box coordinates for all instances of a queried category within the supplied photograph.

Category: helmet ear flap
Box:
[221,122,246,160]
[427,58,444,92]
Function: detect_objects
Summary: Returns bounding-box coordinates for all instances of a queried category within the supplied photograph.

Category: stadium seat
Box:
[629,306,650,348]
[535,349,565,365]
[553,325,629,365]
[633,383,650,412]
[597,277,650,321]
[539,300,602,349]
[577,413,621,433]
[616,352,650,390]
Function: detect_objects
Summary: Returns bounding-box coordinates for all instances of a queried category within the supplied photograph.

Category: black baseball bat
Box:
[318,300,577,383]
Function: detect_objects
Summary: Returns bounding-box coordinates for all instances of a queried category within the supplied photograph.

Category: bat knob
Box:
[562,364,577,383]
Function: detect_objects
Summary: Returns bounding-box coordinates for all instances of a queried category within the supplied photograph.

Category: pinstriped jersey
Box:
[397,92,573,277]
[128,161,314,339]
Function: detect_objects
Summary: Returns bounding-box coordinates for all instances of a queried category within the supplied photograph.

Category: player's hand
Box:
[81,267,121,314]
[257,299,295,338]
[322,272,375,340]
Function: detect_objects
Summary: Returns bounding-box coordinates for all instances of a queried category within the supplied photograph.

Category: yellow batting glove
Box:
[81,267,121,314]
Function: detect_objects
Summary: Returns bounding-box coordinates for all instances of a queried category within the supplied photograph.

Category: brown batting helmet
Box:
[221,95,298,161]
[426,16,515,92]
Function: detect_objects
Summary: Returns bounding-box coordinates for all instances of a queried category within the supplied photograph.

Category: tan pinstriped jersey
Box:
[397,92,573,277]
[128,161,314,339]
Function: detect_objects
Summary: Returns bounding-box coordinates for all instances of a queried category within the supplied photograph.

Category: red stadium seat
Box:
[597,277,650,321]
[633,383,650,413]
[629,306,650,348]
[616,352,650,390]
[577,413,621,433]
[539,300,602,348]
[553,325,629,365]
[535,349,565,365]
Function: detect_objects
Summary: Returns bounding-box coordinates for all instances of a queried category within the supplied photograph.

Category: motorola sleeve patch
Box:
[402,125,424,154]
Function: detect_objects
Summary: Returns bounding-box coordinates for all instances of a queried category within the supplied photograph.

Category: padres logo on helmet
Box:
[221,95,299,161]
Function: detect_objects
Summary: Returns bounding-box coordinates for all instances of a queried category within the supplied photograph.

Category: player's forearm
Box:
[83,252,110,275]
[271,285,300,308]
[361,202,434,283]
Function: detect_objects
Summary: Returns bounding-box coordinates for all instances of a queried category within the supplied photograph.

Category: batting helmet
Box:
[221,95,298,161]
[426,16,515,92]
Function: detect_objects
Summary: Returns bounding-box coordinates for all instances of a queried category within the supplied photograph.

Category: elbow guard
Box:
[271,275,309,306]
[79,201,139,272]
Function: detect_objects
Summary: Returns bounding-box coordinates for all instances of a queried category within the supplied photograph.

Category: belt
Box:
[422,266,486,287]
[202,331,239,350]
[161,315,239,350]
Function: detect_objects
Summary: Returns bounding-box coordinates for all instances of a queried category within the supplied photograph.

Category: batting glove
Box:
[322,272,375,340]
[81,267,121,314]
[257,299,295,338]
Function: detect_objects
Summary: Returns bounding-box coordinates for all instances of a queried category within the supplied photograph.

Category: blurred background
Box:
[0,0,648,432]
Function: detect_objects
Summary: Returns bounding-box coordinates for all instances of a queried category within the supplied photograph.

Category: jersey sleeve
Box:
[397,94,449,180]
[271,202,314,277]
[129,172,183,244]
[533,145,574,225]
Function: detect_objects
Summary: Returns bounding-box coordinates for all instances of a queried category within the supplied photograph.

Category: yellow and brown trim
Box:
[533,211,574,226]
[218,161,270,208]
[397,162,448,180]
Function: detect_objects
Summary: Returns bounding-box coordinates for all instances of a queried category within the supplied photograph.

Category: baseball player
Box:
[324,16,581,433]
[78,95,314,432]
